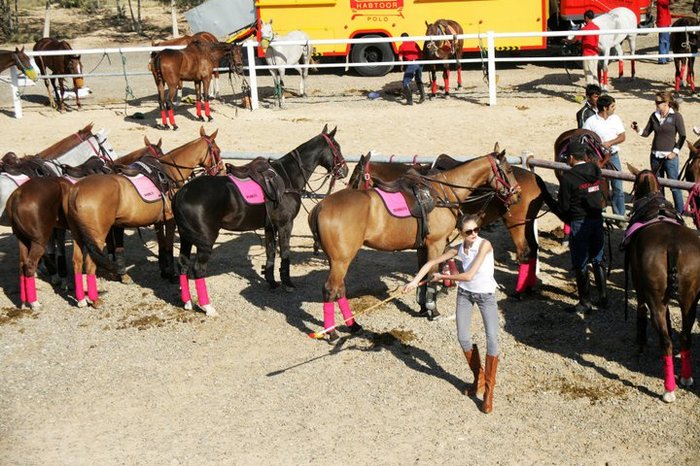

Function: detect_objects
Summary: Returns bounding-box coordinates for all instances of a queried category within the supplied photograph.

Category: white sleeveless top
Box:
[457,236,497,293]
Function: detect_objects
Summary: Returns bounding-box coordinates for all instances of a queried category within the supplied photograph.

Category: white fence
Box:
[4,23,700,118]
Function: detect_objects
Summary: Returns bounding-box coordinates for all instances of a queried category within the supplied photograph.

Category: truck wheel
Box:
[351,35,394,77]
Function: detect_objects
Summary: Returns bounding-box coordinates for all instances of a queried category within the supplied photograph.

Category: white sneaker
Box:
[693,126,700,136]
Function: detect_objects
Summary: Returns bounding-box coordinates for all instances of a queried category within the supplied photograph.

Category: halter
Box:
[200,135,222,175]
[487,155,520,207]
[321,133,347,189]
[425,22,456,56]
[12,52,32,75]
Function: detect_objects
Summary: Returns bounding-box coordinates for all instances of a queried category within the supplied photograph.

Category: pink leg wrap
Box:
[25,276,37,304]
[514,262,530,293]
[323,301,335,330]
[603,70,609,85]
[526,257,538,287]
[680,350,692,380]
[19,274,26,304]
[457,68,462,87]
[74,273,85,302]
[167,109,175,126]
[196,101,202,117]
[204,101,211,117]
[87,274,98,302]
[431,80,437,95]
[663,354,677,392]
[690,74,696,92]
[160,110,167,126]
[564,223,571,235]
[179,274,191,303]
[675,74,682,91]
[338,296,355,326]
[444,74,450,94]
[195,278,209,306]
[618,60,624,77]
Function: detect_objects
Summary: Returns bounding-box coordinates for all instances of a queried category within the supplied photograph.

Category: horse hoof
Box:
[120,274,133,284]
[680,376,694,388]
[197,116,205,122]
[282,283,296,293]
[202,304,218,317]
[89,298,103,309]
[29,301,42,310]
[76,299,88,308]
[184,300,193,311]
[662,390,676,403]
[172,125,179,131]
[207,116,214,122]
[268,281,280,290]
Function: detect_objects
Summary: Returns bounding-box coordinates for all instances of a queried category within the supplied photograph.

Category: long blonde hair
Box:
[656,90,679,112]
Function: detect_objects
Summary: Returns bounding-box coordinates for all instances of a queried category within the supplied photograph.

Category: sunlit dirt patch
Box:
[0,307,35,325]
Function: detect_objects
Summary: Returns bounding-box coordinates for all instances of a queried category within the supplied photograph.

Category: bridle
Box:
[488,155,520,207]
[12,52,33,75]
[159,135,222,186]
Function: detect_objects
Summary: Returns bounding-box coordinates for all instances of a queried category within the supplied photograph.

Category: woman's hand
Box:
[403,280,419,293]
[667,152,677,160]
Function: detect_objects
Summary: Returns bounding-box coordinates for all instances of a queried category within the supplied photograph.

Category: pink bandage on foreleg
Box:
[514,262,530,293]
[526,257,538,287]
[563,223,571,235]
[323,301,335,330]
[680,350,692,380]
[179,274,191,303]
[168,109,175,126]
[204,101,211,117]
[338,296,355,326]
[19,274,26,303]
[663,355,677,392]
[195,278,209,306]
[160,110,168,126]
[196,101,202,117]
[74,273,85,302]
[25,277,37,304]
[86,274,98,302]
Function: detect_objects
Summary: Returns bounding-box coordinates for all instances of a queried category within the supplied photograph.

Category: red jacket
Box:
[657,0,671,27]
[581,21,600,57]
[398,41,421,61]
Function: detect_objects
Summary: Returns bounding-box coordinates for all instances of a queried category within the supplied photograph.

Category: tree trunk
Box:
[171,0,178,37]
[127,0,136,32]
[43,1,50,37]
[136,0,141,34]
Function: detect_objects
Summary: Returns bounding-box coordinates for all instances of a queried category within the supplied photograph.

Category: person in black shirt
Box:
[558,139,607,313]
[576,84,601,128]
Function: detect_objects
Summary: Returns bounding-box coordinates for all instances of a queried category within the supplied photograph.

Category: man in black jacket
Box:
[576,83,601,128]
[558,139,607,313]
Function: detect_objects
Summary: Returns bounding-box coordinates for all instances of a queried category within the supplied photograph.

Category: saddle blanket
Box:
[375,188,411,218]
[62,175,80,185]
[622,216,681,247]
[124,174,162,203]
[1,172,30,187]
[229,175,265,205]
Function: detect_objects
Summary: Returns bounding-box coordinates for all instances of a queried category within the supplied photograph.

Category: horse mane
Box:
[4,155,55,177]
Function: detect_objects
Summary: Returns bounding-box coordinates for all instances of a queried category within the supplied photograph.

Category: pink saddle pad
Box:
[229,175,265,205]
[1,173,30,187]
[62,175,80,185]
[374,188,411,218]
[123,174,162,203]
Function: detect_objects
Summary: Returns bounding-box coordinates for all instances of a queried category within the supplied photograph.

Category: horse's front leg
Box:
[263,224,279,289]
[43,76,57,109]
[190,234,217,317]
[456,52,463,89]
[155,219,177,282]
[166,84,178,130]
[203,77,213,121]
[297,64,307,97]
[108,226,131,284]
[277,220,295,292]
[443,67,451,97]
[177,237,194,311]
[510,223,537,300]
[689,57,696,93]
[195,80,204,122]
[429,67,438,98]
[73,78,81,109]
[423,239,447,320]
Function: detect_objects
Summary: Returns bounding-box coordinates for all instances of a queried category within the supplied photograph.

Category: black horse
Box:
[173,125,348,316]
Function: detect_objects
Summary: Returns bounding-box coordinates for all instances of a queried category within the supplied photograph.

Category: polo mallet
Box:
[308,280,428,339]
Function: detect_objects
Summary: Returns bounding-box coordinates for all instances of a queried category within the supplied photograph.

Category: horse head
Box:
[227,43,244,75]
[487,144,521,207]
[423,21,447,59]
[628,164,661,200]
[198,126,223,175]
[319,124,348,182]
[14,47,38,81]
[260,20,276,51]
[348,151,372,189]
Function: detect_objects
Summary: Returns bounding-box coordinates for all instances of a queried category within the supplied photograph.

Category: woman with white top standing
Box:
[631,90,687,213]
[404,214,500,414]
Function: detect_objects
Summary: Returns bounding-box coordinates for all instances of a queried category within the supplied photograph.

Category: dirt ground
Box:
[0,5,699,465]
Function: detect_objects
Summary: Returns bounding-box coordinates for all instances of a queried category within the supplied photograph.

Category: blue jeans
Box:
[608,152,626,216]
[402,63,423,88]
[569,217,604,272]
[658,32,670,63]
[651,155,685,213]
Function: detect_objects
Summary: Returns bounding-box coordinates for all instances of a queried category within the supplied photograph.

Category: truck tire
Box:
[351,35,394,77]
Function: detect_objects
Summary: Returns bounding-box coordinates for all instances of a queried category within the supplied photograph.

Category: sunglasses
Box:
[461,227,480,236]
[655,100,666,105]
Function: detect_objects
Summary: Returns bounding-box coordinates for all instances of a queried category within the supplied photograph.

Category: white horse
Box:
[259,20,311,107]
[593,7,638,90]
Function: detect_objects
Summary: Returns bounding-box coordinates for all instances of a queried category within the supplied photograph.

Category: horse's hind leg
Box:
[71,239,88,307]
[203,78,213,121]
[322,258,360,338]
[277,221,295,291]
[689,57,696,93]
[52,228,68,289]
[23,240,46,309]
[443,68,451,97]
[177,238,194,311]
[649,299,677,402]
[166,83,178,130]
[675,59,683,91]
[195,80,204,121]
[191,241,217,317]
[456,51,463,89]
[429,68,438,98]
[677,288,698,388]
[263,224,279,289]
[108,226,131,284]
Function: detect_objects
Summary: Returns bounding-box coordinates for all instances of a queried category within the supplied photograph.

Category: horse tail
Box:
[308,203,323,255]
[667,246,680,302]
[152,53,164,84]
[67,191,118,274]
[172,190,213,257]
[534,172,564,221]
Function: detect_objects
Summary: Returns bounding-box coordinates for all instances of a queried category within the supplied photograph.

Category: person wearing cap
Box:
[576,83,601,128]
[558,138,607,314]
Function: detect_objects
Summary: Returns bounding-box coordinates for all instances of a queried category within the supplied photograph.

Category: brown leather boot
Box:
[482,355,499,414]
[463,344,484,396]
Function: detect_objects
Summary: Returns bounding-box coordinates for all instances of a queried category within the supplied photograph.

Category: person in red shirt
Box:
[397,32,425,105]
[569,10,600,86]
[657,0,672,64]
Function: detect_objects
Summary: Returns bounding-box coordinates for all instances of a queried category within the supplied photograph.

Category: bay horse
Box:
[670,17,698,94]
[5,138,163,309]
[151,31,221,102]
[589,7,637,90]
[683,138,700,229]
[151,40,243,130]
[0,47,38,81]
[347,151,561,301]
[173,125,347,316]
[32,38,84,111]
[622,167,700,403]
[309,150,520,329]
[259,20,312,107]
[423,19,463,98]
[66,127,222,308]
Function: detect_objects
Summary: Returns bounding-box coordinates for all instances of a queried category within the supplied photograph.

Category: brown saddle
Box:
[226,158,286,207]
[61,156,112,178]
[115,155,176,194]
[3,155,55,178]
[628,193,683,226]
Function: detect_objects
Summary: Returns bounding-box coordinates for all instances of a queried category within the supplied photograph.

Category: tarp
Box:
[184,0,256,39]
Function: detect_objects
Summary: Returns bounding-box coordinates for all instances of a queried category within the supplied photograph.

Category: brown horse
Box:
[309,150,520,328]
[423,19,463,98]
[0,47,38,81]
[66,127,222,307]
[32,38,84,111]
[5,138,163,309]
[151,40,243,130]
[683,138,700,229]
[347,151,562,300]
[670,17,698,94]
[151,31,220,101]
[623,167,700,403]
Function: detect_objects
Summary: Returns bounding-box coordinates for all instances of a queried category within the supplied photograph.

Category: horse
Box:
[0,47,38,81]
[151,31,221,102]
[32,38,84,111]
[347,151,561,301]
[622,167,700,403]
[151,40,243,130]
[173,125,347,316]
[590,7,637,90]
[670,17,698,94]
[66,127,222,308]
[259,19,312,107]
[683,138,700,229]
[423,19,463,99]
[309,150,520,326]
[5,138,164,309]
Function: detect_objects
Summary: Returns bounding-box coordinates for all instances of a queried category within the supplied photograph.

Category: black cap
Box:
[568,140,589,159]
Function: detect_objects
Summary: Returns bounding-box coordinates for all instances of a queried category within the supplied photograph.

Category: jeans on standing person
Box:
[658,32,670,64]
[608,152,625,216]
[651,155,685,213]
[569,217,605,272]
[456,289,499,356]
[402,63,423,88]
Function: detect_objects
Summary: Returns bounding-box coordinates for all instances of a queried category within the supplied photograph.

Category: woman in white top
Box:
[404,214,500,414]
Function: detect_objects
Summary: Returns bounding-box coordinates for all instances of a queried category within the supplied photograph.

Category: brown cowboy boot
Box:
[463,344,485,396]
[482,354,499,414]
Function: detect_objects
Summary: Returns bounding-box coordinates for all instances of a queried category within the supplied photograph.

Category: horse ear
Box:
[83,122,94,133]
[322,124,328,134]
[328,126,337,138]
[425,20,429,27]
[210,129,219,139]
[156,138,163,148]
[144,135,151,146]
[497,149,507,161]
[493,142,500,153]
[627,163,640,175]
[200,126,206,137]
